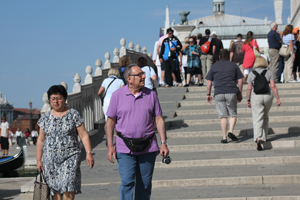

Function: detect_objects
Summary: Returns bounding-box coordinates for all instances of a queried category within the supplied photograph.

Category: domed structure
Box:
[213,0,225,15]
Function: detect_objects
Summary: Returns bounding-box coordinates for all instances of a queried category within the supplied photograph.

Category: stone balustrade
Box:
[40,38,155,133]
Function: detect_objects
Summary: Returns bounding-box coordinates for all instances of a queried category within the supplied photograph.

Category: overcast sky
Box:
[0,0,291,109]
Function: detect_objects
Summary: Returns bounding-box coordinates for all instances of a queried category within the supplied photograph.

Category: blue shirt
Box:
[267,30,281,50]
[283,34,296,52]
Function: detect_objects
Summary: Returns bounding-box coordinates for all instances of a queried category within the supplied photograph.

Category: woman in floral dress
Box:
[36,85,94,200]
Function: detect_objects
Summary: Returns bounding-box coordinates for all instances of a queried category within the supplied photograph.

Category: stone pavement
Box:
[6,83,300,200]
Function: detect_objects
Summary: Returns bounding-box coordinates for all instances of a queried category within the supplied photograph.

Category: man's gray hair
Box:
[270,21,277,29]
[123,64,138,84]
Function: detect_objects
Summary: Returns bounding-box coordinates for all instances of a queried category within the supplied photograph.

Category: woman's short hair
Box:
[47,85,68,101]
[197,33,202,39]
[108,67,120,77]
[137,57,148,67]
[119,56,131,67]
[283,25,293,36]
[253,56,268,69]
[184,37,189,44]
[1,116,6,121]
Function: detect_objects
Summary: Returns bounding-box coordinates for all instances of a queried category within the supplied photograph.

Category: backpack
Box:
[118,67,126,83]
[252,70,269,94]
[200,37,212,54]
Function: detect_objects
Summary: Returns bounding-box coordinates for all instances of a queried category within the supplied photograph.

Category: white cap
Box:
[211,31,217,36]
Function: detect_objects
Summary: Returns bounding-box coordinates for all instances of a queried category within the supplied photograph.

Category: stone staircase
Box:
[16,84,300,200]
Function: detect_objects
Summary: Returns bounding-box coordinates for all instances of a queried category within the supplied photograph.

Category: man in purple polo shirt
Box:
[105,64,169,200]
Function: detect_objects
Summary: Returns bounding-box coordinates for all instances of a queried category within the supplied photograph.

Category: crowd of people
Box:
[0,120,39,156]
[29,22,299,200]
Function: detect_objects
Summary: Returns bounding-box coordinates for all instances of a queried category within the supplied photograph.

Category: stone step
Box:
[175,106,300,116]
[168,115,300,126]
[168,140,300,152]
[178,97,300,107]
[186,83,300,92]
[167,126,300,138]
[184,90,300,99]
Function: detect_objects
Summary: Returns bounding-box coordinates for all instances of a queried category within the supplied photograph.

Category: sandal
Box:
[164,85,169,88]
[221,139,228,143]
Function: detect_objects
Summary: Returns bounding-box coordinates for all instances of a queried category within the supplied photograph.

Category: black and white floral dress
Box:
[37,108,84,196]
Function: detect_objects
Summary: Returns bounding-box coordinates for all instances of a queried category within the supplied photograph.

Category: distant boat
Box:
[0,148,25,173]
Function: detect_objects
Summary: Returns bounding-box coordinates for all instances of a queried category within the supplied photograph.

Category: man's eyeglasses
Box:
[168,32,173,35]
[129,72,145,78]
[50,97,64,102]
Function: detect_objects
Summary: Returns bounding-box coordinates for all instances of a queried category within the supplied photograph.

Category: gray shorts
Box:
[215,94,238,119]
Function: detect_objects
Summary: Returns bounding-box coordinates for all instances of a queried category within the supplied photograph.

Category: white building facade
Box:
[0,92,14,127]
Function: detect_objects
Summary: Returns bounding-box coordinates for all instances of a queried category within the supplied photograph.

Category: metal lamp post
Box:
[29,99,33,132]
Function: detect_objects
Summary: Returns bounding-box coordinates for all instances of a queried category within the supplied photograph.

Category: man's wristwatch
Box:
[161,141,168,145]
[207,94,211,96]
[247,100,251,102]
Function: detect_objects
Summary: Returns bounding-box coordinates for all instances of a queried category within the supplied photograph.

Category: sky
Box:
[0,0,291,109]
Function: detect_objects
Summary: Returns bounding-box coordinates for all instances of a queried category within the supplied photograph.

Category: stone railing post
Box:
[136,44,141,52]
[73,73,82,93]
[128,42,134,50]
[104,52,111,69]
[120,38,126,57]
[113,48,120,63]
[148,53,152,58]
[95,59,102,76]
[85,66,93,84]
[41,92,51,116]
[142,46,147,54]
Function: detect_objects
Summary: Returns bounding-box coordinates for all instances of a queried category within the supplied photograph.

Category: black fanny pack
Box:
[117,132,154,152]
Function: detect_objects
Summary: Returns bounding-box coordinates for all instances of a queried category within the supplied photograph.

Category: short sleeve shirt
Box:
[247,67,274,96]
[141,66,157,90]
[101,76,124,100]
[106,85,162,155]
[206,59,244,96]
[231,41,244,64]
[199,36,216,55]
[0,122,9,137]
[283,34,296,52]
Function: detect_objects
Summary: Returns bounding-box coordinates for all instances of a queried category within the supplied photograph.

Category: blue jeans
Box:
[277,55,285,82]
[116,152,157,200]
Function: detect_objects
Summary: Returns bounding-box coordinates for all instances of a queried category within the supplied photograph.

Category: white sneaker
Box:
[288,80,298,83]
[173,81,179,86]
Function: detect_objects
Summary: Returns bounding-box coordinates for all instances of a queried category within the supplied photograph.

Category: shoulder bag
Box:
[101,78,116,106]
[249,40,260,58]
[279,44,292,57]
[33,170,50,200]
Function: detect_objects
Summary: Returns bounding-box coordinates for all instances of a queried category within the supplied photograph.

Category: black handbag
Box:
[33,170,50,200]
[117,132,154,152]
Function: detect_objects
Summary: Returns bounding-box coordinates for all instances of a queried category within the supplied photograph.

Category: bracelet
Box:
[86,151,92,154]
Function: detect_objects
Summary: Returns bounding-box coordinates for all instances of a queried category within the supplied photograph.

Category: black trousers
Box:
[163,58,182,86]
[32,137,37,145]
[1,136,8,150]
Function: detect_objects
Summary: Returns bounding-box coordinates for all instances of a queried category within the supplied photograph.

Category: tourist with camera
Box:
[105,64,169,200]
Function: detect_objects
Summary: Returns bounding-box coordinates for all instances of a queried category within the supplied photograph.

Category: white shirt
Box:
[0,122,9,137]
[16,130,22,137]
[141,66,156,90]
[31,130,38,137]
[101,76,124,101]
[152,41,161,66]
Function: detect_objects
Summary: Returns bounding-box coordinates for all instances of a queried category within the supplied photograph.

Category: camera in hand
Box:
[162,153,172,164]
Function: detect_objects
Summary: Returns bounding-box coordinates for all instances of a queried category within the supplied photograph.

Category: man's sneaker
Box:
[228,132,239,141]
[173,82,179,86]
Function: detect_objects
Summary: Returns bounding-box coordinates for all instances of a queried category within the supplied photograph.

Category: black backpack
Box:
[252,70,269,94]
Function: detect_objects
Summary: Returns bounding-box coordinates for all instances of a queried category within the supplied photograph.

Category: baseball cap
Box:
[211,31,217,36]
[293,27,299,34]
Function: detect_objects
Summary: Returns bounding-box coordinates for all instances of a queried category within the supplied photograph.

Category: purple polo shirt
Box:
[106,85,162,155]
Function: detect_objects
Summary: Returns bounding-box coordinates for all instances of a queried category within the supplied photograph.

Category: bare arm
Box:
[269,80,281,107]
[246,83,252,108]
[155,115,169,156]
[237,78,243,102]
[151,75,157,81]
[230,52,234,62]
[98,86,105,98]
[77,123,94,169]
[105,117,116,163]
[213,45,216,56]
[206,80,212,103]
[36,129,45,171]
